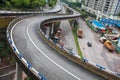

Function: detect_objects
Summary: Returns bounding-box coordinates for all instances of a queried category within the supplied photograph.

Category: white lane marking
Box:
[27,22,82,80]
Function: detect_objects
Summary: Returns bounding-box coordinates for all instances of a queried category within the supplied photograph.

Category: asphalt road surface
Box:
[11,15,105,80]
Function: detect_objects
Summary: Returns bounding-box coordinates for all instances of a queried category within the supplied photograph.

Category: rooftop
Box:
[92,20,105,29]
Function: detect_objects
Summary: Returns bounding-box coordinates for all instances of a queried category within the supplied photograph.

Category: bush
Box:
[79,9,96,19]
[86,20,95,31]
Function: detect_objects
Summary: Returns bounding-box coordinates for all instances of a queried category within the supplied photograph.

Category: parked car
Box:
[87,42,92,47]
[104,41,115,51]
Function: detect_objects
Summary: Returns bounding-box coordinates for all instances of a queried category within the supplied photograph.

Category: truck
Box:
[77,29,83,38]
[99,37,107,43]
[104,40,115,51]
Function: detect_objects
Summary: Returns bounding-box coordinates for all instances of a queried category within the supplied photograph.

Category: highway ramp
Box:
[11,15,105,80]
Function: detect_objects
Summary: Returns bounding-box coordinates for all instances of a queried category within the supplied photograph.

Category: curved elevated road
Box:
[9,4,105,80]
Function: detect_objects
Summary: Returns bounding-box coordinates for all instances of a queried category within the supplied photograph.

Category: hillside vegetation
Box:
[0,0,57,10]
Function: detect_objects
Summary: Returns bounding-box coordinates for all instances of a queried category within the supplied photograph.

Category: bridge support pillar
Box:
[46,27,50,36]
[51,23,54,35]
[15,63,23,80]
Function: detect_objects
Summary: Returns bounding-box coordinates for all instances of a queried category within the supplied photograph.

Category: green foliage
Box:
[32,0,46,9]
[32,0,41,8]
[11,0,23,8]
[72,26,83,58]
[39,0,46,7]
[60,0,82,8]
[0,38,11,58]
[48,0,57,7]
[23,0,31,8]
[6,1,11,7]
[86,20,95,31]
[11,0,31,9]
[10,56,16,64]
[78,9,96,19]
[0,0,49,10]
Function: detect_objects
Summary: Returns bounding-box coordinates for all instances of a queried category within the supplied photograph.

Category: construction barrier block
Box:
[38,72,47,80]
[27,62,32,69]
[18,53,23,59]
[69,49,74,55]
[60,45,64,49]
[83,58,88,62]
[9,40,12,44]
[96,64,106,70]
[116,73,120,76]
[13,47,16,51]
[47,36,50,40]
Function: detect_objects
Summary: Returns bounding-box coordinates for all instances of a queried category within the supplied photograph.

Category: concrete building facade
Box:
[84,0,120,16]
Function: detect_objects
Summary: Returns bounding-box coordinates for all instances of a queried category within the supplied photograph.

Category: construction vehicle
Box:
[104,40,115,51]
[77,29,83,38]
[99,37,107,43]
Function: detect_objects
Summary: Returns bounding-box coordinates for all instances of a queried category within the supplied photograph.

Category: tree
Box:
[11,0,23,8]
[48,0,57,7]
[6,1,11,8]
[23,0,31,8]
[32,0,46,10]
[39,0,46,9]
[32,0,40,9]
[1,0,50,9]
